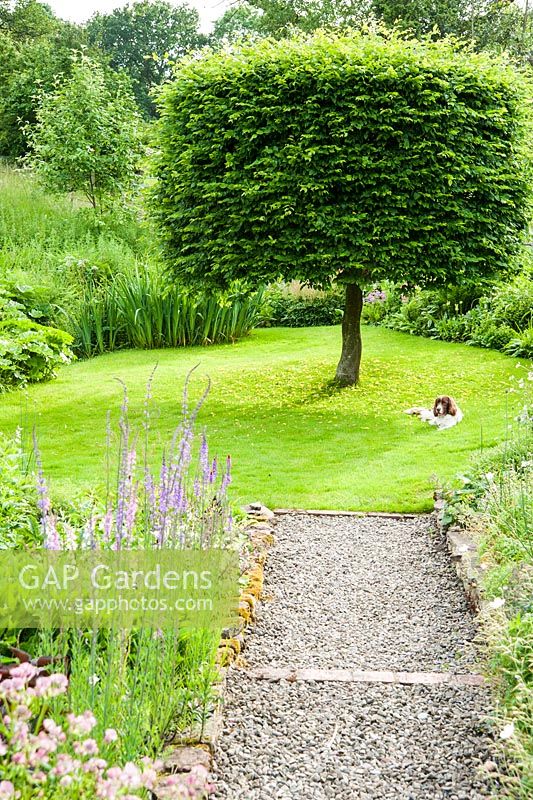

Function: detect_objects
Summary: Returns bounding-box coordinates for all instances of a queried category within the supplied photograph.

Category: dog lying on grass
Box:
[404,395,463,430]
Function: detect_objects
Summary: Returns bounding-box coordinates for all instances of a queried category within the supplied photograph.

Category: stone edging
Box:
[434,495,486,613]
[275,508,422,519]
[154,503,276,794]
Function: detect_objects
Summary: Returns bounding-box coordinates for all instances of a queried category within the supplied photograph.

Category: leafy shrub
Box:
[465,310,517,350]
[384,292,440,338]
[263,286,343,327]
[0,280,56,325]
[505,324,533,359]
[434,315,471,342]
[361,285,404,325]
[373,254,533,356]
[0,318,74,390]
[490,272,533,331]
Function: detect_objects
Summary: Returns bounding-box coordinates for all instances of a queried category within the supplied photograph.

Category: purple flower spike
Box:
[221,455,232,492]
[44,514,61,550]
[102,509,113,545]
[200,432,209,482]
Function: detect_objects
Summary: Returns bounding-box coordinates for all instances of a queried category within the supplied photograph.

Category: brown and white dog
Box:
[405,395,463,430]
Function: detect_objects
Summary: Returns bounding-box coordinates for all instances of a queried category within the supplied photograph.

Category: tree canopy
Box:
[0,0,87,157]
[86,0,205,116]
[217,0,533,62]
[151,31,531,385]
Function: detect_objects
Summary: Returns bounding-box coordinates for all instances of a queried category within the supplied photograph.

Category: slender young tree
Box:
[28,54,143,210]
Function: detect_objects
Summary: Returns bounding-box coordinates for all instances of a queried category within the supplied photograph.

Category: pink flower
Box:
[142,756,163,771]
[12,722,29,746]
[95,777,118,800]
[51,753,81,777]
[121,762,142,790]
[0,782,15,799]
[74,738,99,756]
[0,677,26,702]
[67,710,97,736]
[103,728,118,744]
[13,704,31,722]
[140,765,158,790]
[42,718,66,742]
[34,673,68,698]
[105,767,122,781]
[33,731,59,754]
[9,663,39,682]
[83,757,108,774]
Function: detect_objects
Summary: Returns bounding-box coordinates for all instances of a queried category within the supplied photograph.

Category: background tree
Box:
[211,2,264,43]
[151,32,530,386]
[86,0,205,116]
[0,0,87,158]
[28,54,143,210]
[0,0,57,40]
[214,0,371,38]
[223,0,533,61]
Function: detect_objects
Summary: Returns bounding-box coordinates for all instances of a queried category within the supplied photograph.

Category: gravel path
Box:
[213,514,494,799]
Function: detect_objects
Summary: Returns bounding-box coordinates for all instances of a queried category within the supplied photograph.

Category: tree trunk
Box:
[335,283,363,387]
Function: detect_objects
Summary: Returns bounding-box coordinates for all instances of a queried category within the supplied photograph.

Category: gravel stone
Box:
[246,514,479,672]
[214,680,494,800]
[213,514,495,799]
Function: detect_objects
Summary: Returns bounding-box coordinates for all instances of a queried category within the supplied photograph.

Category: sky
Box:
[47,0,232,32]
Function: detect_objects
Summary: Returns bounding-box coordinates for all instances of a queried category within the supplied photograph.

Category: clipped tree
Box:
[151,32,530,385]
[28,54,143,210]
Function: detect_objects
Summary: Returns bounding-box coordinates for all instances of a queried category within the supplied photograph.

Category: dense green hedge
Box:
[152,31,530,292]
[263,286,344,327]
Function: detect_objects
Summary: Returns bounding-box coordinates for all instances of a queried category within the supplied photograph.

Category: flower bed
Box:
[0,370,249,798]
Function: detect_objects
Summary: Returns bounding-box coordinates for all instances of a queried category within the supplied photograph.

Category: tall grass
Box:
[64,267,265,357]
[1,166,264,355]
[0,165,152,306]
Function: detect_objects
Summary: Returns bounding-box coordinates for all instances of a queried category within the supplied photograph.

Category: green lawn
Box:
[0,326,522,512]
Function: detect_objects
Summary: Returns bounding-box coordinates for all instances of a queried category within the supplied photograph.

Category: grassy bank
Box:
[0,325,524,512]
[0,164,150,300]
[442,368,532,798]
